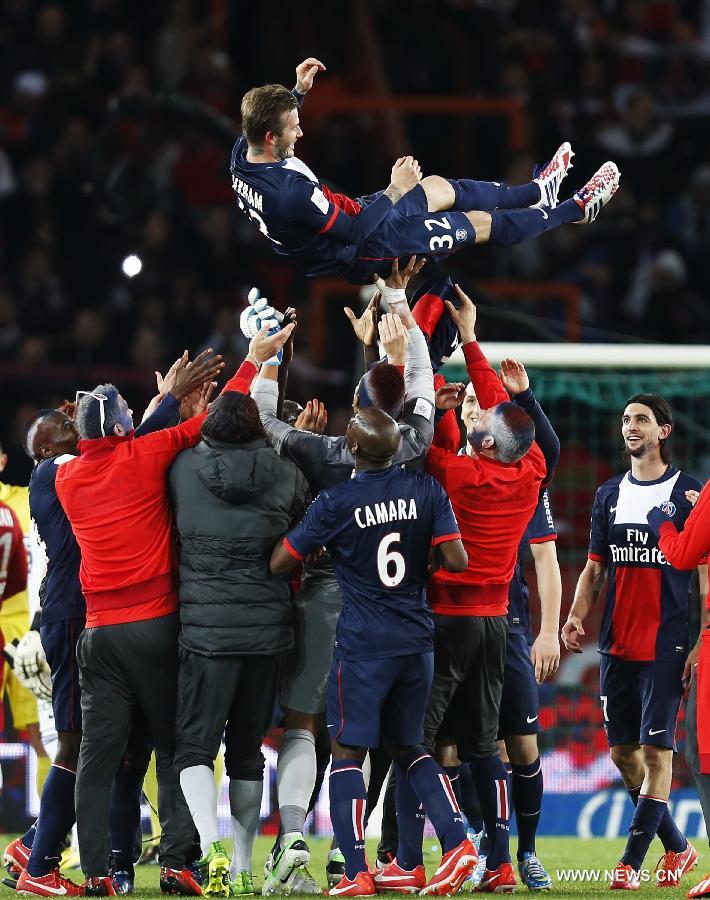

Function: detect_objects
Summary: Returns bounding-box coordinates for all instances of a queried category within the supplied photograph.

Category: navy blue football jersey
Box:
[588,465,703,662]
[285,465,460,659]
[229,92,399,277]
[30,455,84,625]
[508,490,557,640]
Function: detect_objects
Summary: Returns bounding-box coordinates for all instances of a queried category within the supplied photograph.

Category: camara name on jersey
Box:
[355,499,418,529]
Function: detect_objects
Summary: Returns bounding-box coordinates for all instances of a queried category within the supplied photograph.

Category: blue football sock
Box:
[329,760,367,880]
[21,822,37,849]
[27,765,77,877]
[394,766,426,870]
[459,763,483,833]
[627,785,685,853]
[622,795,668,870]
[489,198,582,245]
[399,748,466,856]
[444,765,462,807]
[468,755,511,870]
[511,758,543,858]
[109,762,146,861]
[448,179,540,212]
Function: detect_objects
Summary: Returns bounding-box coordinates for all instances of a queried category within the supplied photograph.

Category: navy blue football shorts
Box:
[327,651,434,749]
[599,653,684,749]
[345,185,477,284]
[40,617,84,732]
[498,632,540,738]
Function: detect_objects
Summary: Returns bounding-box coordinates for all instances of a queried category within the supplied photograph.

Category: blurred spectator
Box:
[0,0,709,454]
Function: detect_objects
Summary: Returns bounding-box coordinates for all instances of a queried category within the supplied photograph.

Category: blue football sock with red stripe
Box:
[511,758,543,858]
[444,765,462,807]
[448,180,540,212]
[489,199,582,245]
[399,748,466,856]
[468,755,511,869]
[622,795,668,870]
[626,786,686,854]
[394,766,426,870]
[329,760,367,880]
[27,765,77,877]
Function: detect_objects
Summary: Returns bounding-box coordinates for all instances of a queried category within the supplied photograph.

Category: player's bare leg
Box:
[503,734,538,767]
[610,743,695,888]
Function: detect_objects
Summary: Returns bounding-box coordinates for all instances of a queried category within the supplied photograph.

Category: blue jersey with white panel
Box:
[285,465,460,660]
[588,465,702,662]
[508,489,557,641]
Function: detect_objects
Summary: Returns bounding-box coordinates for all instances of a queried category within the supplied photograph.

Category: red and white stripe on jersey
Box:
[438,773,461,814]
[495,779,509,820]
[352,798,366,843]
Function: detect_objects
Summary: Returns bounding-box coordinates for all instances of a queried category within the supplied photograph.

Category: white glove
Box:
[4,636,52,703]
[240,288,285,366]
[15,630,46,680]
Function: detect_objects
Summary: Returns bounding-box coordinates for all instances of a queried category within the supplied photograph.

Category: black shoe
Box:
[108,855,135,896]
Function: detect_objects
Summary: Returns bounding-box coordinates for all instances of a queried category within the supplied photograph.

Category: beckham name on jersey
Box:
[354,499,418,529]
[232,175,263,212]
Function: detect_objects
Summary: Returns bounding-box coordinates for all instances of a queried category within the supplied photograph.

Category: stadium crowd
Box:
[2,1,710,478]
[0,3,710,900]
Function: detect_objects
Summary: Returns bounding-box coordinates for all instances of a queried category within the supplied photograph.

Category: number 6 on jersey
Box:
[377,532,405,587]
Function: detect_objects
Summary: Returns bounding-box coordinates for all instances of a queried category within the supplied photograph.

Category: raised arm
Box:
[444,286,508,410]
[500,358,560,482]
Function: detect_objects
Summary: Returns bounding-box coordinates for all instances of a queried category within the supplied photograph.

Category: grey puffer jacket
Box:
[169,436,310,656]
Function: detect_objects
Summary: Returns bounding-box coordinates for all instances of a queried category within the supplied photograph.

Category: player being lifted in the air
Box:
[230,58,621,285]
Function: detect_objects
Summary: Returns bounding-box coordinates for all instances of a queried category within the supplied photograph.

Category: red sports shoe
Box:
[160,867,203,896]
[420,839,477,896]
[609,863,640,891]
[656,841,698,887]
[4,836,32,876]
[83,876,118,896]
[473,862,517,894]
[374,860,426,894]
[16,868,83,896]
[688,872,710,898]
[329,871,375,896]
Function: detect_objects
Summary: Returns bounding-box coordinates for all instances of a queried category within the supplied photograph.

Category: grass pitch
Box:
[1,835,707,897]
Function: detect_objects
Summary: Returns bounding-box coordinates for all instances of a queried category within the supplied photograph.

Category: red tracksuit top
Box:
[55,361,257,628]
[426,342,547,617]
[656,480,710,773]
[0,500,28,604]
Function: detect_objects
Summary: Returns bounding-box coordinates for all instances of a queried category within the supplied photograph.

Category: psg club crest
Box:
[659,500,676,517]
[455,228,467,242]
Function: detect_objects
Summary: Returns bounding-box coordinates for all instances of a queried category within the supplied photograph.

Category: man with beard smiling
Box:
[563,394,706,890]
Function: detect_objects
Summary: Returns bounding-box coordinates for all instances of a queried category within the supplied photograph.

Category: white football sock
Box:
[229,778,263,875]
[179,765,219,855]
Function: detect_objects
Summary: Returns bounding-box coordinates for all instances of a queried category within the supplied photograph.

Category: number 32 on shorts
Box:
[425,216,453,251]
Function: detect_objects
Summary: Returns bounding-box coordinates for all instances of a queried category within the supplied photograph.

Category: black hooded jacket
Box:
[169,436,310,656]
